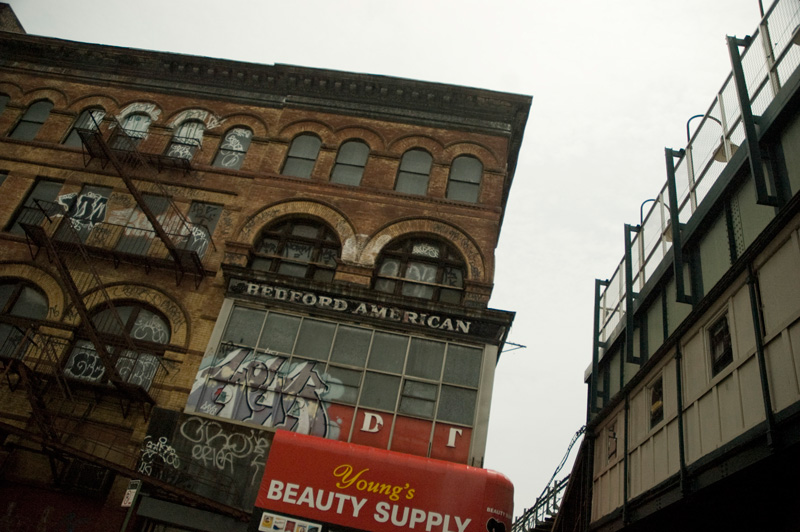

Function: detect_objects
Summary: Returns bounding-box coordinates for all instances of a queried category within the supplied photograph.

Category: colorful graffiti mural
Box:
[188,348,337,438]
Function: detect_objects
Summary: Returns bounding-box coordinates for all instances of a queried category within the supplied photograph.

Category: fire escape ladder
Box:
[19,201,159,410]
[77,119,212,287]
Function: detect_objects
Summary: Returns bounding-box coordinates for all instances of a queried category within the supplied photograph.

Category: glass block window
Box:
[446,156,482,203]
[9,100,53,141]
[395,149,432,195]
[282,134,321,178]
[330,140,369,186]
[374,238,466,303]
[196,306,485,428]
[63,107,106,147]
[212,127,253,170]
[250,219,340,282]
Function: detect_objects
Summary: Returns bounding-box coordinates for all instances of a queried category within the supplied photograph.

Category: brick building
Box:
[0,4,530,531]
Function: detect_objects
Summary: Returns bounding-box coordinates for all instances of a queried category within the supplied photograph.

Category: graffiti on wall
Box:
[188,347,337,439]
[138,408,274,509]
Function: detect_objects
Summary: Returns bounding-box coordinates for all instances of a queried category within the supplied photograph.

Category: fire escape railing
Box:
[76,117,215,287]
[512,426,586,532]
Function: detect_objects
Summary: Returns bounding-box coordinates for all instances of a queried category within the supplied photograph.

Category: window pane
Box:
[405,338,444,380]
[282,241,314,261]
[322,366,361,404]
[395,172,428,195]
[337,141,369,165]
[405,261,437,283]
[449,156,482,184]
[294,319,335,360]
[282,158,315,178]
[291,223,318,238]
[368,331,408,373]
[9,121,42,141]
[130,309,170,344]
[361,372,400,411]
[288,135,321,158]
[437,386,476,425]
[401,283,434,300]
[212,128,252,170]
[399,150,432,174]
[399,380,437,418]
[447,181,480,203]
[443,344,482,387]
[258,312,300,354]
[222,307,265,346]
[92,306,132,335]
[25,101,54,123]
[8,286,47,320]
[277,262,308,278]
[256,237,280,255]
[330,325,371,366]
[330,164,364,186]
[0,94,8,116]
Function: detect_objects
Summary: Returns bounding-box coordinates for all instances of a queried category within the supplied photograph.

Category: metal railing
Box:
[596,0,800,353]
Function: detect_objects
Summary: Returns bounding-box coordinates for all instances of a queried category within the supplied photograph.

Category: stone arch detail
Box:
[215,113,269,137]
[0,263,65,321]
[387,135,446,160]
[67,94,120,113]
[238,200,358,263]
[330,126,386,152]
[165,108,223,131]
[65,284,188,348]
[277,120,335,143]
[19,87,68,108]
[443,141,501,168]
[360,219,486,282]
[0,82,24,100]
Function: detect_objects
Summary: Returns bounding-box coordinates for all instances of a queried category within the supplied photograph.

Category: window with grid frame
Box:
[202,306,483,428]
[282,134,322,178]
[212,127,253,170]
[446,155,483,203]
[63,107,106,148]
[9,100,53,141]
[63,303,169,391]
[649,375,664,428]
[250,219,340,282]
[166,120,204,160]
[394,149,432,195]
[330,140,370,186]
[374,238,466,304]
[709,314,733,376]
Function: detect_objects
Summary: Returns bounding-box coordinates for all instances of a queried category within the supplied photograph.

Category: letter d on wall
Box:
[360,412,384,433]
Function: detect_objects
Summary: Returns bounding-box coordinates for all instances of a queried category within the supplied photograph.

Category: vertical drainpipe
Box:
[746,264,776,448]
[674,345,688,494]
[622,395,630,525]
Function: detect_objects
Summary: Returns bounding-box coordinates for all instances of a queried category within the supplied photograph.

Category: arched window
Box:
[166,120,204,160]
[330,140,369,186]
[212,127,253,170]
[282,134,321,178]
[394,149,432,195]
[64,303,170,391]
[251,218,340,282]
[446,156,483,203]
[9,100,53,141]
[0,280,48,358]
[63,107,106,148]
[113,112,152,149]
[374,238,465,303]
[0,93,9,116]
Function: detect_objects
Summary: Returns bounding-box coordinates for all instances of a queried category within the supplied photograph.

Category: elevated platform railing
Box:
[595,0,800,359]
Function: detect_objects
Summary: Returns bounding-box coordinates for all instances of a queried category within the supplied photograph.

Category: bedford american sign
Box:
[229,278,484,337]
[252,431,514,532]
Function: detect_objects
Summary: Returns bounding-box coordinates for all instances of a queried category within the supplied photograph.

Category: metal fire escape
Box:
[0,117,242,518]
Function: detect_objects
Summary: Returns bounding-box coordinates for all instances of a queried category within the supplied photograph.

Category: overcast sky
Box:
[6,0,768,517]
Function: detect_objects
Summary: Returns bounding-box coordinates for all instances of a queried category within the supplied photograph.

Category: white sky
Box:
[6,0,766,517]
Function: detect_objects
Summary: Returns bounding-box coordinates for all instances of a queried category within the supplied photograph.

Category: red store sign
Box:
[254,431,513,532]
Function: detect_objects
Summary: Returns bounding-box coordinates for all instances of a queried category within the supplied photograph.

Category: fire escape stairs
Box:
[77,118,210,288]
